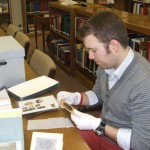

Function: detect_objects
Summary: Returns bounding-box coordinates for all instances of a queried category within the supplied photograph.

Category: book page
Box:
[30,132,63,150]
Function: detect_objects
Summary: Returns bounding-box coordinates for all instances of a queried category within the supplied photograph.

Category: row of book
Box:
[133,3,150,15]
[26,2,48,13]
[49,13,70,37]
[74,43,98,76]
[128,33,150,60]
[50,39,71,66]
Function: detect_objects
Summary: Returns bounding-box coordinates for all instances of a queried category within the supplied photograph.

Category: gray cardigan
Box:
[93,51,150,150]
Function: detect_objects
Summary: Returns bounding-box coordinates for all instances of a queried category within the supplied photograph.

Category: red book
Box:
[143,4,147,15]
[146,41,150,60]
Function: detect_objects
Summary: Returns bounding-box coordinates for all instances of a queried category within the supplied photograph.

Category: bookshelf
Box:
[48,1,150,89]
[74,7,150,88]
[113,0,132,12]
[48,1,102,88]
[21,0,55,33]
[48,1,75,76]
[132,0,150,15]
[0,0,10,28]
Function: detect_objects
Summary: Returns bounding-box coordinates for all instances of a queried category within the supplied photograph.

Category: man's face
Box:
[84,34,117,69]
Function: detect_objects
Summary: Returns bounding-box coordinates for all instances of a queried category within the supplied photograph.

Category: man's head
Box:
[77,11,129,69]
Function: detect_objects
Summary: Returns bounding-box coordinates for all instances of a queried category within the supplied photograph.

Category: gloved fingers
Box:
[57,91,70,103]
[71,113,80,125]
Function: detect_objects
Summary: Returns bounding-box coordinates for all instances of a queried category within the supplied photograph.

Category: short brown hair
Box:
[77,11,128,49]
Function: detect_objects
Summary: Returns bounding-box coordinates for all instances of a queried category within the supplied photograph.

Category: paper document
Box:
[0,89,12,109]
[7,76,59,100]
[18,95,59,115]
[30,132,63,150]
[27,117,74,130]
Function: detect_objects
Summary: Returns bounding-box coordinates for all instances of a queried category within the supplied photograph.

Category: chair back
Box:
[15,31,30,59]
[29,49,56,78]
[6,24,18,37]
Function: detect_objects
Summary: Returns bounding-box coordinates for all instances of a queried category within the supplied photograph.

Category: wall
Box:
[9,0,23,30]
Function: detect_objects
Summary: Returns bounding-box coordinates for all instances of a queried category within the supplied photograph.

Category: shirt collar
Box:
[105,47,134,79]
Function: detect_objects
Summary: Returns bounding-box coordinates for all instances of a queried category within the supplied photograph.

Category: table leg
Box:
[42,25,45,53]
[34,24,38,49]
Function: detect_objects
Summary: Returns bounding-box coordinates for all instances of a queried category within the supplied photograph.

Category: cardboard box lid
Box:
[0,36,25,59]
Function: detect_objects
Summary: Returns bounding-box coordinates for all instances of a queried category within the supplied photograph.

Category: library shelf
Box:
[48,1,150,88]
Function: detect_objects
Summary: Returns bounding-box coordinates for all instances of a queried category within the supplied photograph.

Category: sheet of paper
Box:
[0,108,22,118]
[0,89,11,107]
[30,132,63,150]
[0,141,22,150]
[27,117,74,130]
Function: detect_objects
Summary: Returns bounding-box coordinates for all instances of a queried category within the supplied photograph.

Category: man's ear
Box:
[109,39,120,53]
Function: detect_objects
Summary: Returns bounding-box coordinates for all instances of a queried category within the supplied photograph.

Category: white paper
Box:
[7,76,59,99]
[30,132,63,150]
[0,104,12,110]
[0,108,22,118]
[18,95,59,115]
[0,89,11,107]
[27,117,74,130]
[0,141,22,150]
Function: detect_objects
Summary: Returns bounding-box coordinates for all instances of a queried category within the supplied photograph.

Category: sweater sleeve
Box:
[92,67,106,106]
[129,79,150,150]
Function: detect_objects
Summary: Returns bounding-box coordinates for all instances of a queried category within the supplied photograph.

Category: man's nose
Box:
[88,51,95,60]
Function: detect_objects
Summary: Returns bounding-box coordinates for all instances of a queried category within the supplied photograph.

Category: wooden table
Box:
[33,15,49,53]
[10,61,90,150]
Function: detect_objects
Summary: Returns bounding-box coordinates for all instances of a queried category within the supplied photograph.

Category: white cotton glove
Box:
[71,109,101,130]
[57,91,81,105]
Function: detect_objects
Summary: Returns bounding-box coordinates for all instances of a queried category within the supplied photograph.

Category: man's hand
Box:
[57,91,81,105]
[71,109,101,130]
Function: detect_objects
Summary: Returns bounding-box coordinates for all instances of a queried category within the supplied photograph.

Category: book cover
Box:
[50,39,63,55]
[7,76,59,101]
[60,46,71,65]
[61,15,70,36]
[18,95,59,115]
[56,42,70,60]
[146,41,150,60]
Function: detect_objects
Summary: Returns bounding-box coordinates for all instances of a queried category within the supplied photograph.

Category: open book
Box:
[7,76,59,100]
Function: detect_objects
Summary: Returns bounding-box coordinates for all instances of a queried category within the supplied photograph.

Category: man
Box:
[57,11,150,150]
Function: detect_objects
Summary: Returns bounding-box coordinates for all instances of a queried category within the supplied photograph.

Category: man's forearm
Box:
[81,92,90,106]
[104,124,132,150]
[105,124,118,143]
